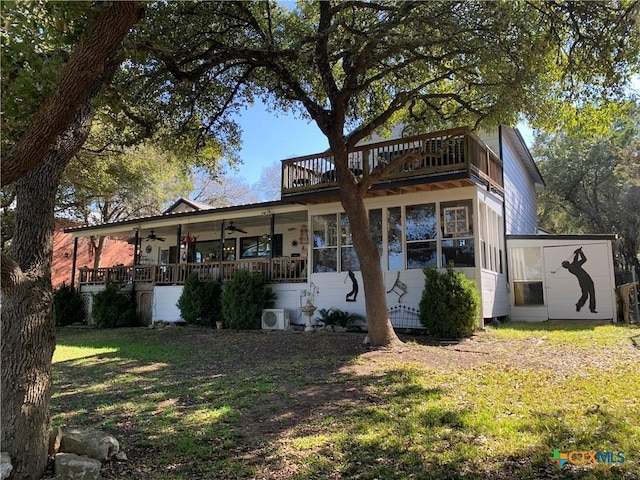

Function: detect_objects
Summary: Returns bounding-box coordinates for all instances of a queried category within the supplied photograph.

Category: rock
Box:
[0,452,12,480]
[54,453,101,480]
[49,426,63,457]
[114,451,127,462]
[60,427,119,461]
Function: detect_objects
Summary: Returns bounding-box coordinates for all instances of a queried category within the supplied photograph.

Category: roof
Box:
[163,197,215,214]
[63,198,298,235]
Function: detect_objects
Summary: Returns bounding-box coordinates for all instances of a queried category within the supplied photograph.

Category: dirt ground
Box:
[50,325,640,479]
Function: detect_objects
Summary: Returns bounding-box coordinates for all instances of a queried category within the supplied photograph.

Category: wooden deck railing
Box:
[281,127,503,195]
[79,257,308,286]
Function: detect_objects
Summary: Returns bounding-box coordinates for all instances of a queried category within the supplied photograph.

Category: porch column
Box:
[70,237,79,290]
[270,214,275,259]
[175,224,182,263]
[219,220,225,274]
[131,229,139,286]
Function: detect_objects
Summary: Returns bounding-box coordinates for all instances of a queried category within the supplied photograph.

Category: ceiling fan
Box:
[225,221,247,234]
[145,230,166,242]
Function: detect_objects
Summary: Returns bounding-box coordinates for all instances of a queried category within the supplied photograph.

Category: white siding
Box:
[502,137,538,234]
[479,129,538,235]
[152,285,183,323]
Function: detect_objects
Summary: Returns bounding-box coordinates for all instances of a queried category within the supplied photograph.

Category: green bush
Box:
[53,283,85,326]
[176,273,222,326]
[221,270,276,329]
[317,308,364,329]
[419,264,480,338]
[92,282,138,329]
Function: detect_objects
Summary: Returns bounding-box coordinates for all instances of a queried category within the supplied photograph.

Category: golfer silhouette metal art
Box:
[345,270,358,302]
[561,247,597,313]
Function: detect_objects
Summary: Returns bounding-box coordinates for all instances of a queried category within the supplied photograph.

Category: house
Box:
[64,125,617,327]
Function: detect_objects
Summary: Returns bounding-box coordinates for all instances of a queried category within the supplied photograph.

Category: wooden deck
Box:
[281,127,503,198]
[79,257,308,286]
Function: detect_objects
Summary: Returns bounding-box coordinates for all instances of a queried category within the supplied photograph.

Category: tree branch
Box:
[2,1,144,187]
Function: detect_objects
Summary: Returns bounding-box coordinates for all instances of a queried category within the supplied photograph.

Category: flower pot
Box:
[216,321,224,330]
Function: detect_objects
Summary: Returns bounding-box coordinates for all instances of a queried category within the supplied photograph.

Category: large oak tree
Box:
[136,0,639,346]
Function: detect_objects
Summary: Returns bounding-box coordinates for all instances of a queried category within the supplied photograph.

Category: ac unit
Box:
[261,309,290,330]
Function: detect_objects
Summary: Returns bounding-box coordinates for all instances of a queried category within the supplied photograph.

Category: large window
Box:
[369,209,383,269]
[313,214,338,272]
[340,213,359,271]
[196,239,237,262]
[387,207,403,270]
[239,234,282,259]
[510,247,544,305]
[441,199,474,267]
[406,203,437,269]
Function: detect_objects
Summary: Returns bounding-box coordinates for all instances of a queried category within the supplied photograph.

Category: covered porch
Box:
[66,203,311,288]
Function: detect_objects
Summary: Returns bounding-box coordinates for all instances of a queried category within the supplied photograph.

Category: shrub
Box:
[317,308,364,329]
[221,270,276,329]
[176,273,223,326]
[92,282,138,329]
[419,264,479,338]
[53,283,85,326]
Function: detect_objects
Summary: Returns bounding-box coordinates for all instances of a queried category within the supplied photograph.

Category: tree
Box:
[253,161,282,201]
[534,102,640,270]
[58,143,193,268]
[191,169,260,207]
[136,0,639,346]
[2,1,247,475]
[1,3,143,478]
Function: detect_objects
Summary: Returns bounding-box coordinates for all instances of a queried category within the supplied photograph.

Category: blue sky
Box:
[232,99,534,185]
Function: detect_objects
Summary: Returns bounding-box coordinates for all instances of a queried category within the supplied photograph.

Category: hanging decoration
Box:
[181,232,197,246]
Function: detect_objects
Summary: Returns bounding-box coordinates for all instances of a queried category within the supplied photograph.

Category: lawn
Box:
[50,321,640,479]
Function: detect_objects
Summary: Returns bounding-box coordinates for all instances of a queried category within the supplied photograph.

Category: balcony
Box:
[281,127,503,199]
[78,256,308,286]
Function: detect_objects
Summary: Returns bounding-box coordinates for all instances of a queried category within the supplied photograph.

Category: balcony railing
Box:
[79,257,308,286]
[281,127,503,196]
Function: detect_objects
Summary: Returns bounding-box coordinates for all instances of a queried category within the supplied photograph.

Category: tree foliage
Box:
[534,101,640,270]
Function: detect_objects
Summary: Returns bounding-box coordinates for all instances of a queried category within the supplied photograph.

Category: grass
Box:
[51,322,640,479]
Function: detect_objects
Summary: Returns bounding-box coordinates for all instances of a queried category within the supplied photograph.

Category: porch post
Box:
[176,224,182,263]
[70,236,79,290]
[270,214,275,259]
[219,220,225,275]
[132,229,139,285]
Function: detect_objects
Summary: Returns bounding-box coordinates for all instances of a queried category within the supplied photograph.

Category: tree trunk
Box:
[1,152,72,480]
[90,235,107,270]
[0,63,119,480]
[331,140,402,347]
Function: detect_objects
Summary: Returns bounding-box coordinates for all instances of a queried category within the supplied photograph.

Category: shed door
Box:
[543,243,614,320]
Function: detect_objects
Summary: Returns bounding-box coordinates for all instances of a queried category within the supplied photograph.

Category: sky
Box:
[231,99,534,185]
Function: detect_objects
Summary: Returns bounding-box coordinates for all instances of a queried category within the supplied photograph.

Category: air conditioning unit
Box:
[261,309,290,330]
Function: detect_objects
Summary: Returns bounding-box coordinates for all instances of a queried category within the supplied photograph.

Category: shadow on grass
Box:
[51,326,637,480]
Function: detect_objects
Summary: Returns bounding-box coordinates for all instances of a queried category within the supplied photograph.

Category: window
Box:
[387,207,403,270]
[406,203,437,269]
[369,209,383,269]
[196,239,237,262]
[443,206,469,236]
[312,214,338,272]
[340,213,359,271]
[441,200,474,267]
[510,247,544,305]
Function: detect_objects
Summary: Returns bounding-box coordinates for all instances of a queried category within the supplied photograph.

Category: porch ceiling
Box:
[68,209,309,239]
